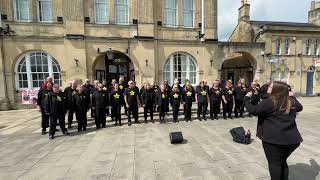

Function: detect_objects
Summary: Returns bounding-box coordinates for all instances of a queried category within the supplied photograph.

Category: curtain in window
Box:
[16,0,29,21]
[115,0,128,24]
[96,0,109,23]
[184,0,194,27]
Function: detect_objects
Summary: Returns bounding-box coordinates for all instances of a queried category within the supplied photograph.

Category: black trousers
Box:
[234,100,244,118]
[111,104,121,124]
[95,108,106,128]
[184,103,192,120]
[75,111,87,131]
[158,105,166,122]
[128,105,138,123]
[210,100,220,118]
[197,102,208,118]
[144,104,154,121]
[172,103,180,121]
[41,108,49,130]
[248,101,259,117]
[223,101,233,118]
[262,141,300,180]
[49,115,67,136]
[67,107,75,126]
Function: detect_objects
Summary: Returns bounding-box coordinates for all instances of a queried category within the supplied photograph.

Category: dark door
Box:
[227,72,235,83]
[306,71,314,96]
[106,63,130,84]
[96,70,105,83]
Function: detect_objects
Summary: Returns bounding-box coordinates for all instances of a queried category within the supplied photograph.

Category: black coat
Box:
[156,91,169,108]
[110,90,123,105]
[92,90,109,108]
[182,89,195,104]
[37,89,52,107]
[196,87,209,104]
[234,86,247,101]
[260,84,269,99]
[209,87,222,102]
[244,96,303,145]
[141,89,155,106]
[72,92,90,113]
[44,91,67,117]
[64,87,77,107]
[170,91,182,105]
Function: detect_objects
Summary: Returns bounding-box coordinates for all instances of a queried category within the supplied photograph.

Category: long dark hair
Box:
[269,81,292,113]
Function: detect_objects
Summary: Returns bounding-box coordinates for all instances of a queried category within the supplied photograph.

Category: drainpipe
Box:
[201,0,205,41]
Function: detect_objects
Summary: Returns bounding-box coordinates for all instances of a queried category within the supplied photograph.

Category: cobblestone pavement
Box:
[0,97,319,180]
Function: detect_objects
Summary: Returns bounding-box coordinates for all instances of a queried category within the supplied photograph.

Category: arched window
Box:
[163,53,197,85]
[15,51,61,89]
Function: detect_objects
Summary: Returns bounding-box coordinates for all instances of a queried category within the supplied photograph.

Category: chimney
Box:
[238,0,250,22]
[309,1,320,25]
[311,1,316,10]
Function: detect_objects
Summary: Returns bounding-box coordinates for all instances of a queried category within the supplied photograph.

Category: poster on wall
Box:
[21,89,39,105]
[314,59,320,67]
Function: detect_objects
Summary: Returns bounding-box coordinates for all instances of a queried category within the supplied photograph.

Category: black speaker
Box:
[169,132,184,144]
[1,14,7,20]
[57,16,63,23]
[84,17,90,23]
[198,22,202,28]
[157,21,162,26]
[133,19,138,24]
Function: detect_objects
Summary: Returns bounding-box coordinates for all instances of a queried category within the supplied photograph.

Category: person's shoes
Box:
[152,120,155,123]
[135,120,139,124]
[128,121,132,126]
[68,125,72,129]
[229,117,233,119]
[78,129,81,132]
[203,117,207,121]
[115,122,118,126]
[49,135,54,140]
[96,126,101,130]
[215,117,218,120]
[223,117,227,120]
[41,129,46,135]
[83,128,86,131]
[63,131,70,135]
[119,122,122,126]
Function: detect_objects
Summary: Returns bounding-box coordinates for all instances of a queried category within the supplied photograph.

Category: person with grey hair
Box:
[64,80,77,129]
[91,83,109,129]
[124,80,140,126]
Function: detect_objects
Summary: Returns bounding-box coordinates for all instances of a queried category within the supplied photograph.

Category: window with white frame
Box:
[306,39,311,55]
[16,51,61,89]
[284,38,290,55]
[95,0,109,23]
[184,0,194,27]
[15,0,30,21]
[163,53,197,85]
[275,38,281,55]
[314,39,319,55]
[115,0,128,24]
[38,0,53,22]
[273,68,281,81]
[165,0,177,27]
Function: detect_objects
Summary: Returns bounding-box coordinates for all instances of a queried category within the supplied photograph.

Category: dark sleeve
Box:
[37,89,42,105]
[92,93,96,107]
[292,97,303,113]
[43,94,50,115]
[141,92,145,105]
[105,91,109,106]
[244,97,273,116]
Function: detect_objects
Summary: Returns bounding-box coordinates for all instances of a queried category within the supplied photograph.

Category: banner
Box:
[21,89,39,105]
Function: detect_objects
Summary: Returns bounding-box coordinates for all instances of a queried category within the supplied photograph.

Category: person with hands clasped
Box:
[222,80,235,119]
[141,82,156,123]
[196,81,210,121]
[156,84,169,124]
[182,83,195,122]
[91,83,109,129]
[244,81,303,180]
[124,81,140,126]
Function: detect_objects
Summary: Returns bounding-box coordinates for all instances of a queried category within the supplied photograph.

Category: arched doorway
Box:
[93,50,135,84]
[306,66,315,96]
[163,52,198,85]
[221,52,255,85]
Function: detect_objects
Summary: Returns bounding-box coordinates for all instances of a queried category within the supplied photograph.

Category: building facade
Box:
[230,0,320,96]
[0,0,268,110]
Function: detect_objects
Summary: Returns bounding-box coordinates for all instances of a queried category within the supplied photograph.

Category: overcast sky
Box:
[218,0,311,41]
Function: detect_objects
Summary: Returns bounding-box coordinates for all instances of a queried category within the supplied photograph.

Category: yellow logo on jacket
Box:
[186,91,192,96]
[216,91,220,95]
[114,93,120,99]
[129,91,135,96]
[119,85,123,90]
[162,94,166,99]
[57,96,62,101]
[201,91,207,96]
[173,93,179,99]
[228,90,233,94]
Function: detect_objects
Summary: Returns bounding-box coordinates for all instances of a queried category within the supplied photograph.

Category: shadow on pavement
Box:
[289,159,320,180]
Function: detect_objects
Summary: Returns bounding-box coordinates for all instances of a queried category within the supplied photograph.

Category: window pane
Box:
[165,0,177,27]
[39,0,52,22]
[115,0,128,24]
[184,0,193,27]
[16,0,29,21]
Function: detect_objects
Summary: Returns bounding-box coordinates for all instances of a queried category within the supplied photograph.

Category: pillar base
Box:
[0,98,11,111]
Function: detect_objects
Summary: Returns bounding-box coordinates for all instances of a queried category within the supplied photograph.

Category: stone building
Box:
[230,0,320,96]
[0,0,268,110]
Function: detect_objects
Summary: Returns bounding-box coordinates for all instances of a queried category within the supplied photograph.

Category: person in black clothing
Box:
[124,81,140,126]
[72,85,90,132]
[102,80,110,116]
[64,80,77,129]
[152,82,160,112]
[89,80,99,118]
[110,83,123,126]
[248,81,261,117]
[182,83,195,121]
[260,80,272,100]
[92,83,109,129]
[156,84,169,123]
[209,80,222,120]
[44,84,69,140]
[244,81,303,180]
[37,81,53,135]
[234,81,247,118]
[141,83,155,123]
[119,77,128,114]
[222,81,235,119]
[170,85,181,123]
[196,81,209,121]
[163,80,171,114]
[109,79,116,92]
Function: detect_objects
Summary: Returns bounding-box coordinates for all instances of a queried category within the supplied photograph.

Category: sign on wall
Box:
[21,89,39,105]
[314,59,320,67]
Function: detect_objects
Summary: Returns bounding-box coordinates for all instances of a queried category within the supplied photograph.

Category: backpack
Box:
[230,127,251,144]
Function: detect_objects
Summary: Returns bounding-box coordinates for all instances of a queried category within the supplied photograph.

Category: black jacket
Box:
[170,91,182,105]
[92,90,109,108]
[141,89,155,106]
[72,92,90,113]
[64,87,77,107]
[234,86,247,101]
[110,90,123,105]
[37,89,52,107]
[260,84,269,99]
[124,87,140,105]
[209,87,222,102]
[196,87,209,104]
[182,89,195,104]
[44,91,67,116]
[155,91,169,108]
[244,96,303,145]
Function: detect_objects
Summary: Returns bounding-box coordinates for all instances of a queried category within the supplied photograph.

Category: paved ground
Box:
[0,97,319,180]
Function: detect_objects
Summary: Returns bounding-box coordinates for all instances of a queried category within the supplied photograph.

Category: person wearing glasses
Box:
[244,81,303,180]
[124,81,140,126]
[91,83,109,129]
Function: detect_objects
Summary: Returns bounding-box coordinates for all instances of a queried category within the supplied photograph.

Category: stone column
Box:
[0,37,10,110]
